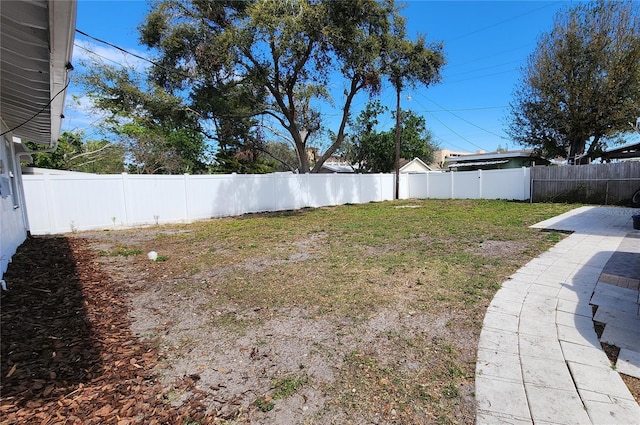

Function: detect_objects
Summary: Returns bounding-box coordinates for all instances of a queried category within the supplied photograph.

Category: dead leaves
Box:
[1,237,212,424]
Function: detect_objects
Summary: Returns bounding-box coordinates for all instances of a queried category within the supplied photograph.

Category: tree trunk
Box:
[568,139,587,165]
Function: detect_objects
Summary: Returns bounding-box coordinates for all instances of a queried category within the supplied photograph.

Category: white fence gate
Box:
[406,167,531,200]
[23,168,531,235]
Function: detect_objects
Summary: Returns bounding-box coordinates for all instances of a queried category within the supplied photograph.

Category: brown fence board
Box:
[531,162,639,205]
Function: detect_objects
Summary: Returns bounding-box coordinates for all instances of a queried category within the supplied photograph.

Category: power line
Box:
[445,69,519,86]
[411,96,486,151]
[76,29,156,68]
[0,79,71,138]
[422,105,507,113]
[449,1,563,42]
[75,29,192,80]
[418,94,508,140]
[445,59,523,80]
[74,42,128,68]
[432,136,469,153]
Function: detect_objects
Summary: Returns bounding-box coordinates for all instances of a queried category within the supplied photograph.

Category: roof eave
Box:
[47,0,77,147]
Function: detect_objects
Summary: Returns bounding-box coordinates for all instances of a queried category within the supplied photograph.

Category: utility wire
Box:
[412,96,486,151]
[75,29,193,80]
[0,79,71,138]
[418,94,508,140]
[446,59,523,79]
[76,29,157,68]
[75,42,127,68]
[422,105,507,112]
[449,1,563,42]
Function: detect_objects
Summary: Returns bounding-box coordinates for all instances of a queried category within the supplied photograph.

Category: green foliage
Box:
[272,374,308,400]
[507,0,640,164]
[346,101,438,172]
[253,397,275,412]
[138,0,445,173]
[79,63,209,174]
[25,131,125,173]
[110,247,143,257]
[262,142,298,172]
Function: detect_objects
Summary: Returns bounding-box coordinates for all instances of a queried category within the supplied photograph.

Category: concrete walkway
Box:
[475,206,640,424]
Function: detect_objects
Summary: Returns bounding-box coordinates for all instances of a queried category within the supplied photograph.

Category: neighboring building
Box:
[432,149,474,169]
[443,149,551,171]
[0,0,76,284]
[600,142,640,163]
[318,163,356,173]
[398,157,433,173]
[317,155,355,173]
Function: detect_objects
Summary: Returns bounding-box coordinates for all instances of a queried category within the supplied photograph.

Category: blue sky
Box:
[65,0,594,154]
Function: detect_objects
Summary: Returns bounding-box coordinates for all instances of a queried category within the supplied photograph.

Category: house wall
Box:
[0,131,28,282]
[22,168,532,235]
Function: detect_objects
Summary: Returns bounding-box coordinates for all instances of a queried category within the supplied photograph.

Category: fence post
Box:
[121,173,131,227]
[450,172,455,199]
[42,173,57,234]
[477,169,483,199]
[523,167,530,202]
[183,173,191,222]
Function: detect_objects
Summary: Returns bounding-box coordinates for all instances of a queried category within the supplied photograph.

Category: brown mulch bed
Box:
[0,236,210,425]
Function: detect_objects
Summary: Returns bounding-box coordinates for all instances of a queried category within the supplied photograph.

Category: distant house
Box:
[444,149,550,171]
[432,149,473,169]
[318,156,355,173]
[318,163,356,173]
[600,142,640,163]
[0,0,76,284]
[398,157,433,173]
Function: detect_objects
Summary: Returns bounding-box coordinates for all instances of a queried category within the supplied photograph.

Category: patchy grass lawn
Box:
[82,199,575,424]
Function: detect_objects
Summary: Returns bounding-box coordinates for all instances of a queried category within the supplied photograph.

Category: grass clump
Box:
[109,246,142,257]
[272,374,308,399]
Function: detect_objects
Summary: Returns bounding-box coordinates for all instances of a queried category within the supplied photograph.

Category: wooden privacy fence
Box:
[530,162,640,205]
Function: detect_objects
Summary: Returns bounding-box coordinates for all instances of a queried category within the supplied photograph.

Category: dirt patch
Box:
[2,201,592,424]
[468,240,528,258]
[75,224,481,424]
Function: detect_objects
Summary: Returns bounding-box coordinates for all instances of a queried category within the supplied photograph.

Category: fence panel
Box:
[481,168,531,200]
[124,174,187,226]
[531,162,639,204]
[425,172,454,199]
[24,174,128,233]
[23,168,532,235]
[23,172,398,234]
[405,168,530,201]
[452,171,480,199]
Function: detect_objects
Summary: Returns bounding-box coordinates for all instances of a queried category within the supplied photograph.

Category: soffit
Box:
[1,0,76,146]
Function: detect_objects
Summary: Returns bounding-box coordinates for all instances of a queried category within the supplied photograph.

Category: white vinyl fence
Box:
[406,167,531,200]
[23,167,531,235]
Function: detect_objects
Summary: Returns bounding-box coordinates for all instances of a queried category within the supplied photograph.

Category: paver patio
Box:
[476,206,640,424]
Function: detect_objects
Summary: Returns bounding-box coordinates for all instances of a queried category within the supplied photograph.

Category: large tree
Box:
[507,0,640,164]
[80,63,210,174]
[139,0,444,173]
[346,101,437,173]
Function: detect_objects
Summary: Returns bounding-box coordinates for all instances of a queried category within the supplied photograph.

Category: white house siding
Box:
[0,135,27,282]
